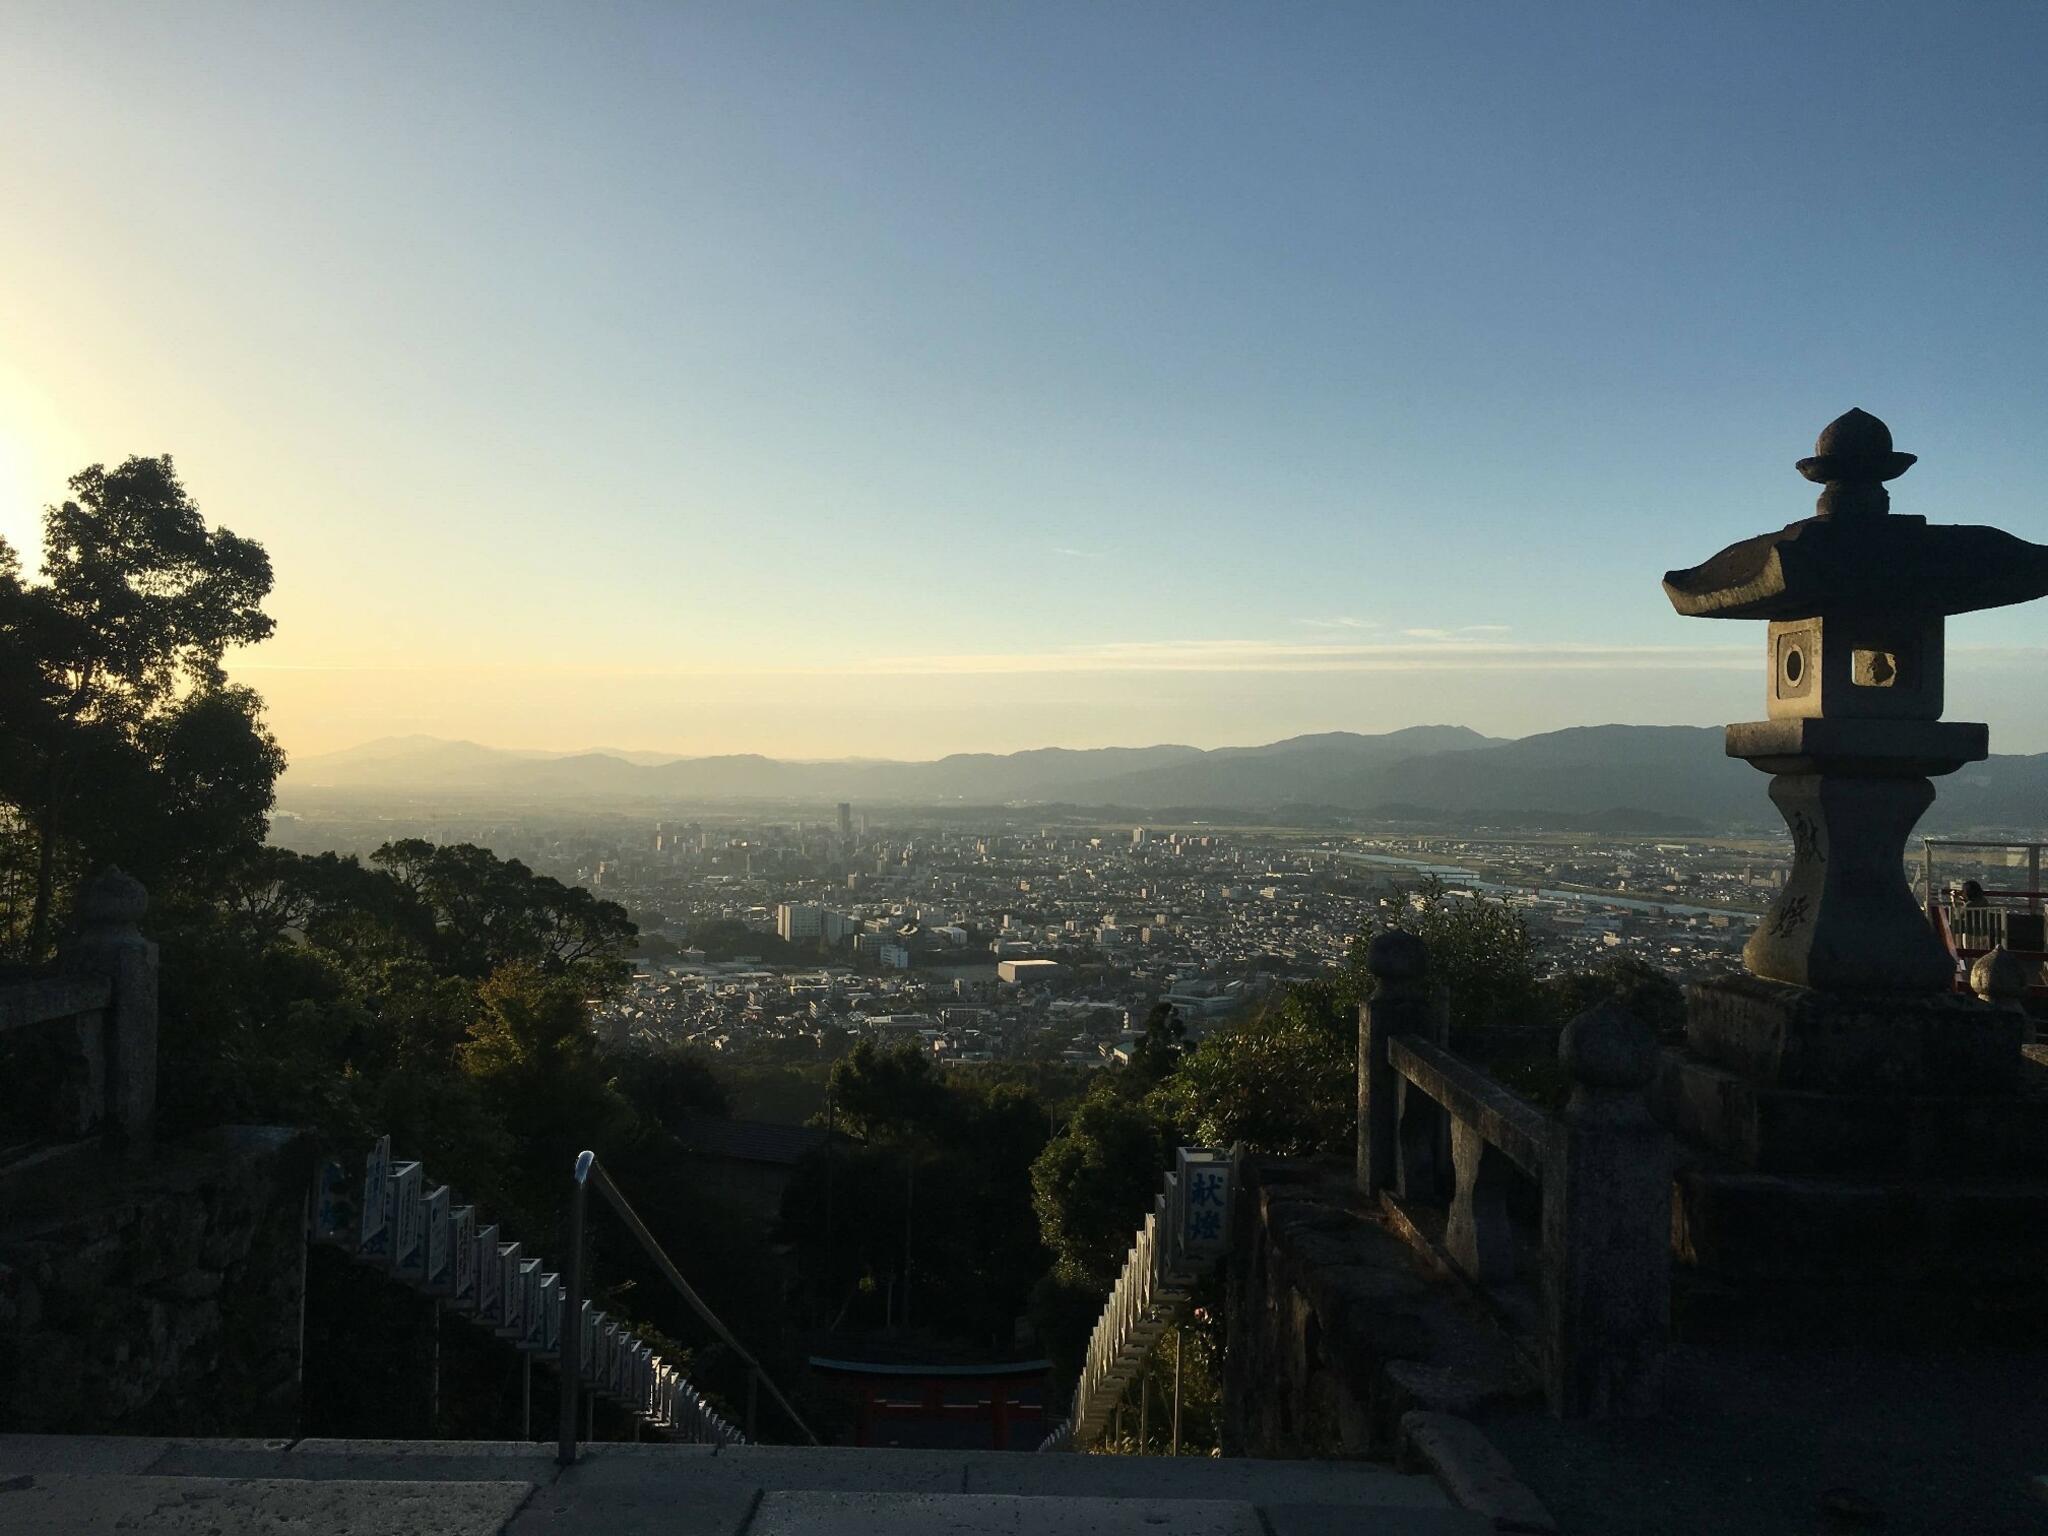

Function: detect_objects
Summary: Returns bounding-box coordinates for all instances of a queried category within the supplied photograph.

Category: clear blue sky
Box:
[3,2,2044,757]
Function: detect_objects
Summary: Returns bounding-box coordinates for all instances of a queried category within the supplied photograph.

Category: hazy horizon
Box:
[6,3,2045,762]
[290,688,2048,770]
[298,720,1506,767]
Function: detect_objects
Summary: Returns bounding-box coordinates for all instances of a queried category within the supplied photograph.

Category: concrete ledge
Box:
[0,1472,535,1536]
[1398,1412,1557,1534]
[1266,1506,1495,1536]
[580,1444,966,1493]
[2,1434,1496,1534]
[748,1490,1264,1536]
[0,1434,184,1477]
[150,1437,566,1484]
[965,1453,1453,1507]
[505,1476,759,1534]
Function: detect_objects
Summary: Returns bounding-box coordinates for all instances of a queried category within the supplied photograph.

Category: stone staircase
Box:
[0,1434,1490,1534]
[313,1134,750,1445]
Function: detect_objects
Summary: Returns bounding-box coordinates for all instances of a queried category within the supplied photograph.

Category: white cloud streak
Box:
[855,637,1755,676]
[1402,624,1513,640]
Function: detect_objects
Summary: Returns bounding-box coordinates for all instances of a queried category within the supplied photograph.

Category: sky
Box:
[2,2,2045,761]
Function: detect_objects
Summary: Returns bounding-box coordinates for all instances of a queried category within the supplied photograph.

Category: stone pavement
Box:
[1478,1343,2048,1536]
[0,1435,1488,1535]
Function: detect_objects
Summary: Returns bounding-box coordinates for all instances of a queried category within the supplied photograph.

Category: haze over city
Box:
[4,2,2046,760]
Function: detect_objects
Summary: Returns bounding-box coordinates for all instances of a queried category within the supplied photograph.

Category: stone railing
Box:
[0,868,157,1159]
[1043,1146,1237,1451]
[311,1136,743,1446]
[1357,931,1669,1418]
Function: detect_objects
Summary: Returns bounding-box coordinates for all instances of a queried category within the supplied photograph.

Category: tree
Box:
[0,468,796,1432]
[616,1043,732,1132]
[1389,877,1543,1044]
[820,1039,954,1144]
[1030,1088,1176,1292]
[368,840,635,983]
[1144,878,1544,1159]
[459,962,633,1212]
[219,847,434,963]
[943,1078,1058,1341]
[1151,985,1357,1155]
[779,1057,1052,1345]
[1544,953,1685,1039]
[1127,1000,1186,1083]
[632,931,681,962]
[103,686,288,898]
[685,917,796,963]
[0,457,277,954]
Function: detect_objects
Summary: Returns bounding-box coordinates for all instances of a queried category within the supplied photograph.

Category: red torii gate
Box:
[806,1356,1052,1450]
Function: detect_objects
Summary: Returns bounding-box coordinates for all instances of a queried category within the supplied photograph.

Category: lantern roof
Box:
[1664,410,2048,621]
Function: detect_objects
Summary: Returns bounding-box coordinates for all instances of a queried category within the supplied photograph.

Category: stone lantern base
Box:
[1680,972,2023,1095]
[1658,720,2048,1342]
[1653,974,2048,1343]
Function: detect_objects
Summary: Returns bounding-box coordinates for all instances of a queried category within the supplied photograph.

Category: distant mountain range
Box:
[280,726,2048,831]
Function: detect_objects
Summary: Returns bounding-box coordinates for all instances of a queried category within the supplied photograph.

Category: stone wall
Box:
[0,1125,316,1434]
[1223,1157,1533,1459]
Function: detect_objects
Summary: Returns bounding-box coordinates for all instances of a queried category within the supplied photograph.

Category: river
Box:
[1329,850,1757,921]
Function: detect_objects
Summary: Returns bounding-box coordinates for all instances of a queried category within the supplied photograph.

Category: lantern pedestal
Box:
[1724,717,1985,994]
[1743,774,1947,992]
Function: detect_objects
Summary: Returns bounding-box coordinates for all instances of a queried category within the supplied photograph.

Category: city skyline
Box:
[4,2,2045,760]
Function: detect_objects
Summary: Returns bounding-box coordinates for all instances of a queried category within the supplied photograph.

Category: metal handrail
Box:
[1923,838,2046,913]
[1923,839,2048,850]
[558,1148,819,1466]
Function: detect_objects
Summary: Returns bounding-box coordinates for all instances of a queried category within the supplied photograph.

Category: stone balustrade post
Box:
[1358,930,1431,1195]
[60,867,158,1157]
[1971,945,2034,1044]
[1541,999,1669,1418]
[1446,1120,1515,1285]
[1394,1077,1448,1204]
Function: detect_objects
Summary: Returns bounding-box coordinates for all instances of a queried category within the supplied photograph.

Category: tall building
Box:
[776,903,823,944]
[1132,827,1149,848]
[838,802,853,845]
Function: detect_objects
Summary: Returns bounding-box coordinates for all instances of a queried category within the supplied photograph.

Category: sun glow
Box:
[0,365,91,567]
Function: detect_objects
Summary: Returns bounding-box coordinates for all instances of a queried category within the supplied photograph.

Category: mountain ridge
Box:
[283,726,1494,800]
[280,727,2048,830]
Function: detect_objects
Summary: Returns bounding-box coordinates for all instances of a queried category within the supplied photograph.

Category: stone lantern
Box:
[1664,408,2048,992]
[1654,412,2048,1341]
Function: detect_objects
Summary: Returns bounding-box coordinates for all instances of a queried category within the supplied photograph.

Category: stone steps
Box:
[0,1435,1489,1535]
[1656,1050,2048,1180]
[1673,1165,2048,1284]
